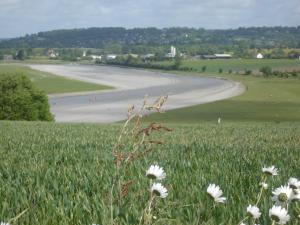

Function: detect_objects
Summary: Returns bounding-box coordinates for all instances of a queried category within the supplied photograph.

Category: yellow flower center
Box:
[278,193,288,202]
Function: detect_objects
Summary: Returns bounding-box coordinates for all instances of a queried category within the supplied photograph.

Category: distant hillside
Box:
[1,27,300,50]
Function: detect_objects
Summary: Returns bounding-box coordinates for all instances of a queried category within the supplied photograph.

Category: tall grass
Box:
[0,120,299,224]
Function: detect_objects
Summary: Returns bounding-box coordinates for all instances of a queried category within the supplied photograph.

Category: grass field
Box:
[0,64,112,94]
[0,58,95,65]
[0,121,299,224]
[146,59,300,123]
[157,59,300,74]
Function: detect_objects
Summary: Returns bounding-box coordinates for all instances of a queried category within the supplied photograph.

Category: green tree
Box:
[0,73,54,121]
[173,54,182,70]
[244,69,252,75]
[259,66,272,77]
[15,49,27,60]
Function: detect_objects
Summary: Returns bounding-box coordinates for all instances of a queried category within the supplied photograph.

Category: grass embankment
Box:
[147,59,300,123]
[0,121,299,224]
[0,64,112,94]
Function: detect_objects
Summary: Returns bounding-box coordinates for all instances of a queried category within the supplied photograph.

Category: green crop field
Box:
[0,64,112,94]
[0,121,299,224]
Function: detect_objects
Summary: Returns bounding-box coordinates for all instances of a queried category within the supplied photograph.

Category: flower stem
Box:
[256,176,267,205]
[139,193,156,225]
[110,183,115,224]
[238,216,248,225]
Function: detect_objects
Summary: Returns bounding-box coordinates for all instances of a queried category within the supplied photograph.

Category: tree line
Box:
[1,27,300,57]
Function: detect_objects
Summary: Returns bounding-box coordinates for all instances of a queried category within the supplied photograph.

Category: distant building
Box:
[3,55,14,61]
[125,54,139,58]
[142,54,155,59]
[106,54,117,60]
[47,49,59,58]
[214,54,232,59]
[202,55,217,59]
[90,55,102,60]
[166,46,176,58]
[256,53,264,59]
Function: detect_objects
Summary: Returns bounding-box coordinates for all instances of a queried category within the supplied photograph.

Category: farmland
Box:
[0,121,299,224]
[0,64,112,94]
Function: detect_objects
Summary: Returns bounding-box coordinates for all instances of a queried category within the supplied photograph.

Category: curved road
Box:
[30,64,245,123]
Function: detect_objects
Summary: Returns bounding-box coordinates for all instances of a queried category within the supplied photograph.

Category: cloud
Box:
[0,0,299,38]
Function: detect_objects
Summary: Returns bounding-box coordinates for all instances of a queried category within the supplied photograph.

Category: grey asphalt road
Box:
[30,64,245,123]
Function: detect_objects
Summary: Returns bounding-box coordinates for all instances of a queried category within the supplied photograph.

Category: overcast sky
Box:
[0,0,299,38]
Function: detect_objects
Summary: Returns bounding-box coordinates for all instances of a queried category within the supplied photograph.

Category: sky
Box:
[0,0,299,38]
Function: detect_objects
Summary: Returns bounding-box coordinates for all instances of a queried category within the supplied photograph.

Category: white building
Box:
[166,46,176,58]
[142,53,155,59]
[106,54,117,60]
[256,53,264,59]
[214,54,232,59]
[171,46,176,57]
[48,49,59,58]
[90,55,102,60]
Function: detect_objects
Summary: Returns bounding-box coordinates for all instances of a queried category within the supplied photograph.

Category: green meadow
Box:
[0,64,112,94]
[147,59,300,123]
[0,121,299,224]
[147,74,300,123]
[157,59,300,73]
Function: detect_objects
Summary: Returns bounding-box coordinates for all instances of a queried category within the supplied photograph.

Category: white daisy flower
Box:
[259,182,268,190]
[151,183,168,198]
[288,177,300,190]
[0,223,10,225]
[146,165,166,180]
[291,190,300,201]
[262,166,278,176]
[207,184,226,203]
[246,205,261,219]
[272,185,293,204]
[269,205,290,224]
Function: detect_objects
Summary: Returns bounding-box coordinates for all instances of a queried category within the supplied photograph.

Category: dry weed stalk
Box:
[110,95,171,224]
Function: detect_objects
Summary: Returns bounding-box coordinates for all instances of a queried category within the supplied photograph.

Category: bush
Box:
[259,66,272,77]
[0,73,54,121]
[244,69,252,75]
[218,68,223,73]
[291,71,298,77]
